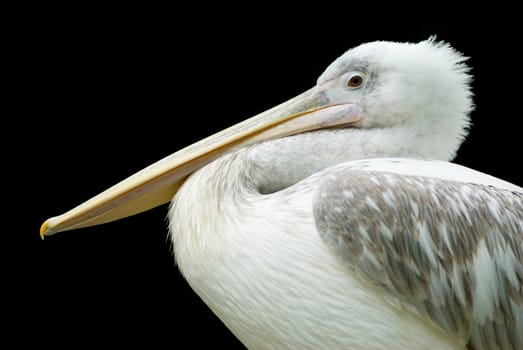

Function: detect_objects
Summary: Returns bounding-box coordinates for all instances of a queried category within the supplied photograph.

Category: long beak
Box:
[41,85,362,237]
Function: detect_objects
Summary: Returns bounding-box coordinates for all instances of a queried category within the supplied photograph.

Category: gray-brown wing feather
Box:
[313,169,523,350]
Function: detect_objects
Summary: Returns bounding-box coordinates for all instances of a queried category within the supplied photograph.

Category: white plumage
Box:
[170,155,522,349]
[42,39,522,349]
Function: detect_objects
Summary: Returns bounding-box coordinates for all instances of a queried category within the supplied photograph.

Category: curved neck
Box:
[239,123,465,194]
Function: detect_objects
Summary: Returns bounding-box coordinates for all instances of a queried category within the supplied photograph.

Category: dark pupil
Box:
[350,76,361,86]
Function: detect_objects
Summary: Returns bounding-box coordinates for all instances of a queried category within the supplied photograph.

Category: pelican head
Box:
[319,38,472,158]
[41,38,473,236]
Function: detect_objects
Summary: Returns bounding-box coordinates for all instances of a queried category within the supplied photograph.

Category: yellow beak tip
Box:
[40,220,49,240]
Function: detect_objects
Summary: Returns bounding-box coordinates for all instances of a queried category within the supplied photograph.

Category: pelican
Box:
[41,39,522,349]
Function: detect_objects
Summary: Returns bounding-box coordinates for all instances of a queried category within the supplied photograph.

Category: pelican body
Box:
[42,39,523,349]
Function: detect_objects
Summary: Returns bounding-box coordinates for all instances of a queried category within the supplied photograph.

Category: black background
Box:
[10,4,521,349]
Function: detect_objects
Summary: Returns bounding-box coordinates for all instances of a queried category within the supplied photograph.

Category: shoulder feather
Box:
[314,165,523,350]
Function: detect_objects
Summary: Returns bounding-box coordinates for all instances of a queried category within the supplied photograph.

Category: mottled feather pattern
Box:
[314,169,523,350]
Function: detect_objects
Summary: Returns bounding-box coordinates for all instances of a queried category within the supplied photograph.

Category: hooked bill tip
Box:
[40,220,49,240]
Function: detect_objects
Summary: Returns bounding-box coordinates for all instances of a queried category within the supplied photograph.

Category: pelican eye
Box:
[345,72,364,89]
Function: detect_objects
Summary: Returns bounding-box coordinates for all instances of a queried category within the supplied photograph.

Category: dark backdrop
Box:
[11,4,521,349]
